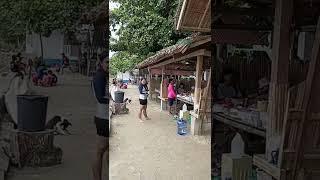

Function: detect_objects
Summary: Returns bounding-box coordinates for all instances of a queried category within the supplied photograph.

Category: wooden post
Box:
[160,66,167,111]
[194,55,204,107]
[292,17,320,179]
[266,0,293,162]
[86,51,91,76]
[148,68,153,100]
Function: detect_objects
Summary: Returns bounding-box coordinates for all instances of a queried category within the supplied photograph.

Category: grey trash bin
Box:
[17,95,48,132]
[114,91,124,103]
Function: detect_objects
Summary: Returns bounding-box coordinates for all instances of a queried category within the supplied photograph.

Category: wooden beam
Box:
[216,7,274,17]
[293,17,320,178]
[253,154,281,179]
[212,29,269,45]
[176,0,189,31]
[188,37,211,49]
[266,0,293,162]
[194,55,203,106]
[213,24,272,31]
[150,68,194,76]
[179,26,211,32]
[150,49,211,69]
[199,0,211,28]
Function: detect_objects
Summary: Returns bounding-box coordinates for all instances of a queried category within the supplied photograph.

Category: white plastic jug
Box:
[179,104,189,120]
[182,104,187,111]
[231,133,245,156]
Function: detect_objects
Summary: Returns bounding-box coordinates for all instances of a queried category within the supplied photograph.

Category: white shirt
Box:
[110,85,119,101]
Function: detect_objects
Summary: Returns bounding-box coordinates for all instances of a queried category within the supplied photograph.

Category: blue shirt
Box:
[138,84,148,100]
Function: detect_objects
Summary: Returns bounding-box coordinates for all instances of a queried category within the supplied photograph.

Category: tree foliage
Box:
[109,0,188,75]
[110,51,142,76]
[0,0,103,45]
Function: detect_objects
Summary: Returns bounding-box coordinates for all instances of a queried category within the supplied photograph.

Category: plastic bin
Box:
[17,95,48,132]
[114,91,124,103]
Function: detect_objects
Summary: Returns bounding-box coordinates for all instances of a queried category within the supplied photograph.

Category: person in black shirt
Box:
[92,51,108,180]
[138,78,150,122]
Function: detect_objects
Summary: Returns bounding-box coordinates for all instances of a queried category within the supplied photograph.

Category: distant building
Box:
[116,71,133,83]
[25,30,80,66]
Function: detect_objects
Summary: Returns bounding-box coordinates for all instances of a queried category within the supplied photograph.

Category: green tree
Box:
[109,0,188,74]
[0,0,103,56]
[110,51,141,76]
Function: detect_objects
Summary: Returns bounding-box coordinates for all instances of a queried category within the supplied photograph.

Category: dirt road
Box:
[1,72,108,180]
[109,85,210,180]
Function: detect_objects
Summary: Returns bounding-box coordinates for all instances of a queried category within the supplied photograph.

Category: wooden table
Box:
[213,112,266,137]
[176,96,194,105]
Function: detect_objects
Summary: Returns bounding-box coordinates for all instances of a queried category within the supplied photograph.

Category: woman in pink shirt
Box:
[167,79,177,114]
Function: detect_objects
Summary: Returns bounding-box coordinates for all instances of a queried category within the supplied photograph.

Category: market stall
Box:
[176,0,320,179]
[137,34,212,136]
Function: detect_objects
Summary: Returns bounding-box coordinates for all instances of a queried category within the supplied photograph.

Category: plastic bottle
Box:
[182,104,187,111]
[231,133,245,156]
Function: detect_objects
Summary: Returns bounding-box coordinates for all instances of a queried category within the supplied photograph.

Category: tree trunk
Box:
[39,34,44,64]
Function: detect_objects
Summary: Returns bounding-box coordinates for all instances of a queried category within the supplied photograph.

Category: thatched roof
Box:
[136,34,211,69]
[176,0,211,32]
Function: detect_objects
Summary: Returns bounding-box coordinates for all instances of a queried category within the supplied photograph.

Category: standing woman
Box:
[168,79,177,114]
[138,78,150,122]
[91,51,108,180]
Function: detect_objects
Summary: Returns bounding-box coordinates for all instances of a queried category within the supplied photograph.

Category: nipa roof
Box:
[136,34,210,69]
[176,0,211,32]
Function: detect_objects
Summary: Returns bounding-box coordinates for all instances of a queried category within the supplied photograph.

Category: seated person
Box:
[10,55,19,73]
[39,72,50,87]
[32,72,38,85]
[247,77,269,100]
[216,70,242,101]
[177,83,185,94]
[48,70,58,86]
[109,81,119,102]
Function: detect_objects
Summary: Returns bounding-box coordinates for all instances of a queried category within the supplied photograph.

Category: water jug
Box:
[231,133,245,156]
[177,119,188,136]
[182,104,187,111]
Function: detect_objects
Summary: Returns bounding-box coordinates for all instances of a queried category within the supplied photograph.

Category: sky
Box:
[109,1,120,58]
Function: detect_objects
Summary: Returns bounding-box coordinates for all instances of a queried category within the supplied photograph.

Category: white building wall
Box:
[26,30,64,60]
[116,71,132,81]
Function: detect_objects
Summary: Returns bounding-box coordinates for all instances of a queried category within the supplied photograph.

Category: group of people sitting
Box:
[32,69,58,87]
[214,68,270,107]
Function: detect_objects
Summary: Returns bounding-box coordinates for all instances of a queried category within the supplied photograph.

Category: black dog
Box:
[45,116,72,135]
[45,116,62,129]
[60,119,72,134]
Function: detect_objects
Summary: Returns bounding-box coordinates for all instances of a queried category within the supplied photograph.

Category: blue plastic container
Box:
[177,119,188,136]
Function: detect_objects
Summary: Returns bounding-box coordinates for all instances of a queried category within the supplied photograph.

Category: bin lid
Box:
[17,95,48,100]
[114,91,124,94]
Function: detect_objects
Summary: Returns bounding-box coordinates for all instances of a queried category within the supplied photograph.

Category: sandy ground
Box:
[0,72,108,180]
[110,85,211,180]
[0,73,211,180]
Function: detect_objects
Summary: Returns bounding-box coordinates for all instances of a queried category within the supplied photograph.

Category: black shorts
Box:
[168,98,175,106]
[94,116,109,137]
[139,99,147,105]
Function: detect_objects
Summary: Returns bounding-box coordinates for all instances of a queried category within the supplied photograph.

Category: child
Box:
[40,72,50,86]
[48,70,58,86]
